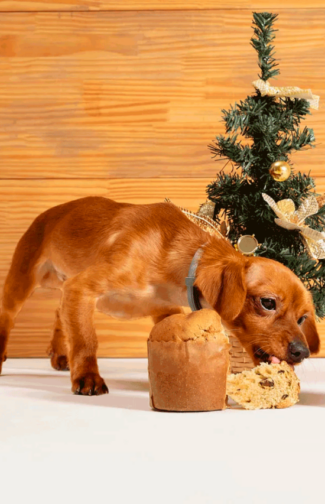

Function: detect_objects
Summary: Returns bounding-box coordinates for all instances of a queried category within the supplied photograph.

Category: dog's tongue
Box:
[269,355,294,369]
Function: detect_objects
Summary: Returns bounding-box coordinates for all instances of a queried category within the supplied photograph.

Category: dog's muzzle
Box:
[288,338,310,363]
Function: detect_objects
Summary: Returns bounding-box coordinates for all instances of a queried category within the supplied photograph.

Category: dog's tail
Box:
[0,214,46,370]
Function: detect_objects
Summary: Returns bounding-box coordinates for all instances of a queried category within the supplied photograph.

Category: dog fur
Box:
[0,197,320,395]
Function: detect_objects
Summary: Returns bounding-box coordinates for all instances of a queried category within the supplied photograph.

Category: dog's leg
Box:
[0,272,38,373]
[47,308,69,371]
[0,220,44,374]
[0,273,38,373]
[60,265,110,396]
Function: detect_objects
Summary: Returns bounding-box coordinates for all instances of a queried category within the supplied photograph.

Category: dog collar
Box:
[185,247,204,311]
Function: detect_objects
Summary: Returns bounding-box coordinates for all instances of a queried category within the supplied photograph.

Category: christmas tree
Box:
[206,12,325,318]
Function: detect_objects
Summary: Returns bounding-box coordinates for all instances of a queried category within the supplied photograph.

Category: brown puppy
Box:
[0,197,320,395]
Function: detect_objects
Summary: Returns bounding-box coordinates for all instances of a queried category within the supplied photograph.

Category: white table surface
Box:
[1,357,324,504]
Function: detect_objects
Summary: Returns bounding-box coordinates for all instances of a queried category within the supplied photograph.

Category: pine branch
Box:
[251,12,280,81]
[276,127,315,154]
[208,135,256,174]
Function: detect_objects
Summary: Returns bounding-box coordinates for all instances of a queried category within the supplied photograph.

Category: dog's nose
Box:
[288,339,310,363]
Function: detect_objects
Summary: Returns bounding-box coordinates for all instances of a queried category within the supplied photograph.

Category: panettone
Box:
[147,309,230,412]
[226,361,300,410]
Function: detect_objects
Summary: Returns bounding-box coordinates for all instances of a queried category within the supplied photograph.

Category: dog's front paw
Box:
[72,373,109,396]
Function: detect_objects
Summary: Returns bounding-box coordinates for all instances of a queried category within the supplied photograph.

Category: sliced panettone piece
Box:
[226,361,300,410]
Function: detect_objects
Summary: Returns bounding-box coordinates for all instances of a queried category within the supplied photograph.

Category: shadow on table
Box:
[1,372,152,412]
[297,392,325,407]
[4,371,324,411]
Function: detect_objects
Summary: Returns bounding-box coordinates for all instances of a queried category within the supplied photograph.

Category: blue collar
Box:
[185,247,204,311]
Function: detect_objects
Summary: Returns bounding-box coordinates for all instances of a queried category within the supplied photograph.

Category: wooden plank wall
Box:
[1,1,325,357]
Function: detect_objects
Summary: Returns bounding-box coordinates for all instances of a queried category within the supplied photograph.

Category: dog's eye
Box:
[298,315,307,325]
[260,298,276,311]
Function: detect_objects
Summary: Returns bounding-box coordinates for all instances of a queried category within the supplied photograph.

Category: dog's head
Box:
[196,242,320,366]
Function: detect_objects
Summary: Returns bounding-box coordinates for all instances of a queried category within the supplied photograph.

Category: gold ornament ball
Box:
[237,235,259,256]
[269,161,291,182]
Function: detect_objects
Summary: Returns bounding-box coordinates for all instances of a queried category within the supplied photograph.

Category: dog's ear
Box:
[303,316,320,354]
[215,259,247,321]
[196,255,247,322]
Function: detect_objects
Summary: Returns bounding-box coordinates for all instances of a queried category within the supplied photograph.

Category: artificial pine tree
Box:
[206,12,325,318]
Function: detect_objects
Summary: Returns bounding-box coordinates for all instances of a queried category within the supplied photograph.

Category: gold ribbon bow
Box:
[262,193,325,259]
[253,79,319,110]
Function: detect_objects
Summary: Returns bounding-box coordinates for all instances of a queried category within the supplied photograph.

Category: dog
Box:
[0,197,320,395]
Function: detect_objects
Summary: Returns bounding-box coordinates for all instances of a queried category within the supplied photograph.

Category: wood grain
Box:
[1,6,325,359]
[2,178,325,358]
[0,10,324,178]
[1,1,325,12]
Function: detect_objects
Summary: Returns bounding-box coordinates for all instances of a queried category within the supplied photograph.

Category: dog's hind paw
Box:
[72,373,109,396]
[49,351,70,371]
[0,354,7,374]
